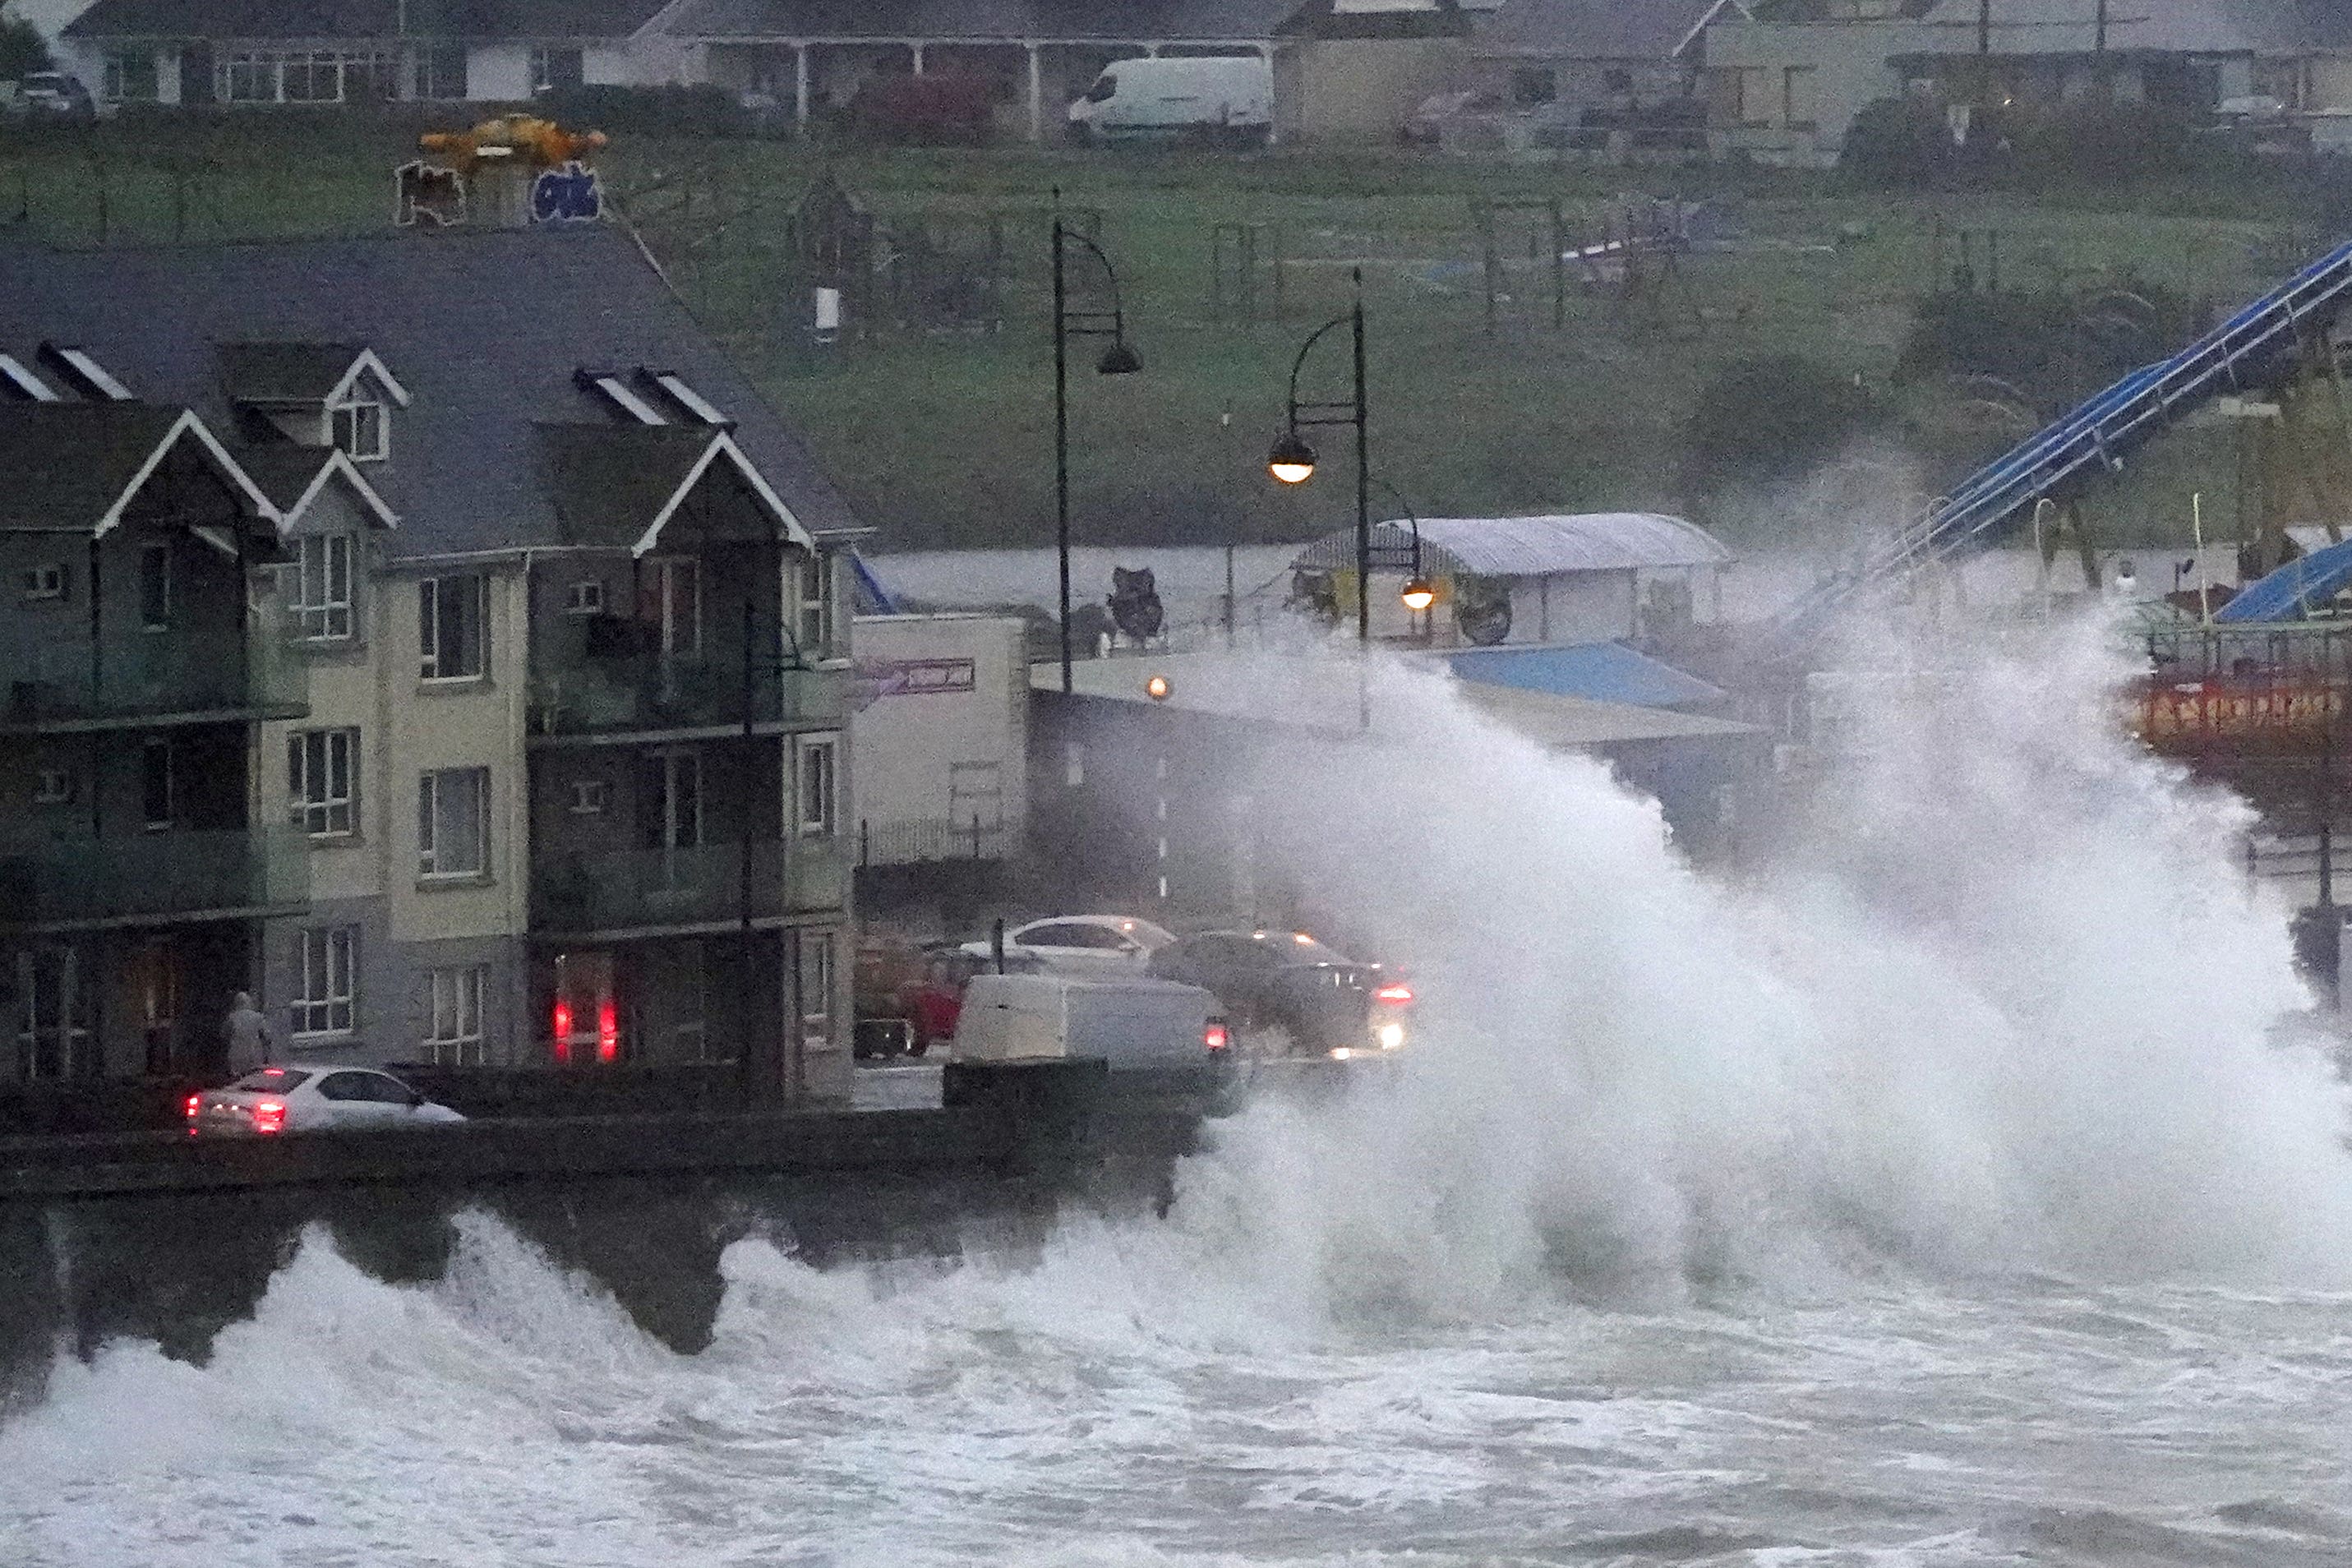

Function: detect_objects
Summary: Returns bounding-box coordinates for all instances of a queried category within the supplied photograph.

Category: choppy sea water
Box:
[2,1215,2348,1568]
[8,617,2352,1566]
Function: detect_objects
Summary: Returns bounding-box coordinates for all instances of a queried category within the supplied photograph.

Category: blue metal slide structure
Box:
[1778,234,2352,639]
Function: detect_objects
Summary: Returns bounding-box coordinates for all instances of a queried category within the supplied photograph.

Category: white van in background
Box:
[952,973,1229,1068]
[1068,57,1274,146]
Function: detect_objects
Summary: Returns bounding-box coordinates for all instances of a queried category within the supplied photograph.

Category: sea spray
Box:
[1155,610,2352,1314]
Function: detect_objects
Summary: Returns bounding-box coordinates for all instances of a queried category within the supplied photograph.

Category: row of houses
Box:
[0,224,863,1098]
[38,0,2352,154]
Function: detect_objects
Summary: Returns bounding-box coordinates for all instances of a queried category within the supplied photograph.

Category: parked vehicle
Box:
[952,972,1227,1068]
[1399,88,1503,147]
[959,915,1176,975]
[4,71,96,118]
[186,1064,467,1138]
[1147,930,1411,1058]
[1068,57,1272,146]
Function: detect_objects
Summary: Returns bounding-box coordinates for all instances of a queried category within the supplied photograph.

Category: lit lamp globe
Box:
[1146,674,1173,702]
[1400,578,1437,613]
[1266,431,1317,486]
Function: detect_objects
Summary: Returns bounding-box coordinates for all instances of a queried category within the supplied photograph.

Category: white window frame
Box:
[330,399,388,462]
[643,556,700,657]
[289,533,354,641]
[424,966,487,1067]
[795,551,835,657]
[568,778,610,814]
[418,767,491,880]
[32,768,74,806]
[292,926,357,1039]
[795,734,839,837]
[413,44,468,101]
[419,574,488,683]
[102,48,159,103]
[796,928,836,1049]
[565,579,605,616]
[529,45,583,95]
[288,727,357,839]
[219,53,281,104]
[139,541,172,631]
[21,564,65,602]
[141,737,173,832]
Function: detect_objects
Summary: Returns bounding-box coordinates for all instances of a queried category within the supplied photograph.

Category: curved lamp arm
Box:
[1284,312,1353,431]
[1061,226,1131,340]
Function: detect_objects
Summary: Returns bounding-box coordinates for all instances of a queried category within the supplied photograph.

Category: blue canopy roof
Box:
[2213,536,2352,623]
[1448,642,1726,711]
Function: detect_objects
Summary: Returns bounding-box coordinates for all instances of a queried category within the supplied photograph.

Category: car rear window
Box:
[229,1068,310,1091]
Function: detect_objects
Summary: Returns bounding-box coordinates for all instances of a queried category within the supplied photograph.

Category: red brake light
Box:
[251,1100,287,1135]
[552,998,574,1063]
[184,1093,201,1117]
[1205,1022,1230,1052]
[597,998,619,1063]
[1373,984,1414,1004]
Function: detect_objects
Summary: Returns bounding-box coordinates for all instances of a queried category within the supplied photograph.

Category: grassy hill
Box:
[0,115,2320,552]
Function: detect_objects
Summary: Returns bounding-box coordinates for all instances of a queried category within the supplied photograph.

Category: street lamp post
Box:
[1052,188,1141,694]
[1371,476,1436,637]
[1267,266,1372,722]
[1266,266,1371,642]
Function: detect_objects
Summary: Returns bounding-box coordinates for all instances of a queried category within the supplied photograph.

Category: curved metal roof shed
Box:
[1289,513,1734,648]
[1291,513,1734,578]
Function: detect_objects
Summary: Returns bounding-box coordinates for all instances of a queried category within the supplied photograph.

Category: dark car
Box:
[1147,930,1411,1058]
[9,71,97,118]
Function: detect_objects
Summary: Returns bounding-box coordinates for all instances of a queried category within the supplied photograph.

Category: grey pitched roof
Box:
[0,227,861,562]
[219,341,367,405]
[66,0,671,41]
[665,0,1311,43]
[1473,0,1728,59]
[1912,0,2352,53]
[536,421,718,547]
[0,402,187,533]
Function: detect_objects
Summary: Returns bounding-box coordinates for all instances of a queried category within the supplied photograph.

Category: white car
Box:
[960,915,1176,975]
[186,1063,467,1138]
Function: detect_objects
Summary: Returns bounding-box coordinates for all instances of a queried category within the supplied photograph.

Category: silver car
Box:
[187,1063,467,1138]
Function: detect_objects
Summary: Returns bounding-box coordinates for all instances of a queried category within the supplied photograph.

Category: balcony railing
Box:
[856,816,1012,867]
[532,837,854,937]
[788,834,851,912]
[527,625,846,739]
[4,603,307,731]
[0,824,310,932]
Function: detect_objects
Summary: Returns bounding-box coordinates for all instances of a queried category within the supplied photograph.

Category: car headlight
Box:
[1375,1022,1405,1050]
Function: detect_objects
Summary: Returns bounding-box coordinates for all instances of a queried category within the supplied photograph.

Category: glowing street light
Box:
[1052,187,1143,696]
[1400,578,1437,613]
[1145,673,1173,702]
[1266,430,1318,486]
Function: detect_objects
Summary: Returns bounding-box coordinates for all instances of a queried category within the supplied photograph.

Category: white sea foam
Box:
[7,607,2352,1564]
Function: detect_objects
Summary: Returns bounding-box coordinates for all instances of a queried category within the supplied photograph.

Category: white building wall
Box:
[583,44,636,85]
[850,614,1028,863]
[466,43,533,100]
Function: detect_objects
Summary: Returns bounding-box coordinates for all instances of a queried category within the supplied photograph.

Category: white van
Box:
[953,972,1229,1068]
[1068,57,1274,146]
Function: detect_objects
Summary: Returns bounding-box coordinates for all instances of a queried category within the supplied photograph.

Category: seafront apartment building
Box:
[0,228,860,1101]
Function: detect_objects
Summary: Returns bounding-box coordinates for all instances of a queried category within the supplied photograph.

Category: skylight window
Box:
[642,369,731,427]
[40,344,133,400]
[0,353,58,401]
[576,369,666,426]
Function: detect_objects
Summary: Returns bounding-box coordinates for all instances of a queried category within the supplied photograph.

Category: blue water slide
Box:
[1778,234,2352,639]
[2212,535,2352,622]
[847,551,899,616]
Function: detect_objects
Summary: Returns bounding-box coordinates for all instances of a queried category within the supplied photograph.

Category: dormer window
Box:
[331,399,387,461]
